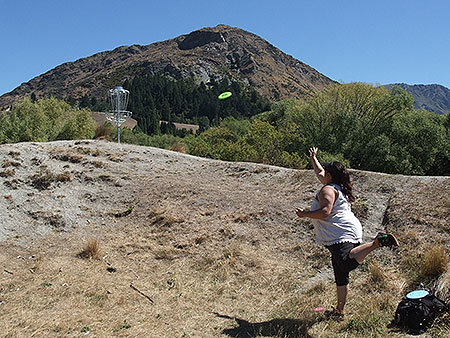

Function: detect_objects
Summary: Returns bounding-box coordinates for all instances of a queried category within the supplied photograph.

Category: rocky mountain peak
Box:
[0,25,336,107]
[178,28,226,50]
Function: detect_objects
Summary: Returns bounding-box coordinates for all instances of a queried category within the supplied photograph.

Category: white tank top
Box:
[310,184,362,246]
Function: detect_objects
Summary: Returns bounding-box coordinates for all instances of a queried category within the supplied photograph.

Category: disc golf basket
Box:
[105,86,132,143]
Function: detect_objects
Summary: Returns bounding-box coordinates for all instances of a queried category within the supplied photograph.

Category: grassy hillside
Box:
[0,140,449,337]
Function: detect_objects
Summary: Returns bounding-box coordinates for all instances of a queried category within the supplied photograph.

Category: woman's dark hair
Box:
[324,161,355,203]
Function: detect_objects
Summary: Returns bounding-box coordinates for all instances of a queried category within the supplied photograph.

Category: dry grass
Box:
[368,260,388,289]
[420,245,448,278]
[0,168,15,177]
[77,239,101,260]
[106,152,123,162]
[2,158,22,168]
[50,150,84,163]
[352,198,370,219]
[29,168,55,190]
[90,160,104,168]
[0,216,443,337]
[1,141,449,337]
[55,171,72,182]
[74,146,101,157]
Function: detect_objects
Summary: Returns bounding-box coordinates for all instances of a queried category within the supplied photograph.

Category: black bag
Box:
[394,293,447,334]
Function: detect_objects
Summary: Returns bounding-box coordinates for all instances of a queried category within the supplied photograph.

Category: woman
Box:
[296,147,399,316]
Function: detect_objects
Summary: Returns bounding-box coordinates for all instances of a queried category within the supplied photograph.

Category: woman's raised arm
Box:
[309,147,327,184]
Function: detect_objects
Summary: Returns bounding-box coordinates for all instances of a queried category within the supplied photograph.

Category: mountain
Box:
[0,25,336,108]
[385,83,450,114]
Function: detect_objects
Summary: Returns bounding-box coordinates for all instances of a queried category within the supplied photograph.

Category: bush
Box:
[0,97,97,144]
[57,108,96,140]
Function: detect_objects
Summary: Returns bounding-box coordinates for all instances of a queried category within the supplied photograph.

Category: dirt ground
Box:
[0,140,449,337]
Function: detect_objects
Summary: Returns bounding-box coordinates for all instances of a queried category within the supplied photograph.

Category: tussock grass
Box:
[420,245,448,278]
[55,172,72,182]
[74,146,100,157]
[8,150,21,159]
[435,273,450,302]
[90,160,104,168]
[77,239,101,260]
[0,168,15,177]
[368,260,388,289]
[30,168,55,190]
[2,159,21,168]
[50,151,83,163]
[106,152,123,162]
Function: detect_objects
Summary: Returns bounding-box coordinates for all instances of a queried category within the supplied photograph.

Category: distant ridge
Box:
[385,83,450,114]
[0,25,336,107]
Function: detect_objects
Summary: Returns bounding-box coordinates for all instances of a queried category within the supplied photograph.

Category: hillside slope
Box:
[385,83,450,114]
[1,140,449,337]
[0,25,336,108]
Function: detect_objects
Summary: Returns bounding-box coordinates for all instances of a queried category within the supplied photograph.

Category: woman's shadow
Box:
[214,312,315,338]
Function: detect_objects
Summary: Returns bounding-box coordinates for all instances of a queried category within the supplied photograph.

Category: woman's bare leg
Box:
[348,240,380,264]
[336,285,348,314]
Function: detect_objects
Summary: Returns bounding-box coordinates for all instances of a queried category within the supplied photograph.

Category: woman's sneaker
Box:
[375,232,400,247]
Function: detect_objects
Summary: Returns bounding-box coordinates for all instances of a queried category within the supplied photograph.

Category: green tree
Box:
[57,109,96,140]
[0,97,96,144]
[198,116,210,133]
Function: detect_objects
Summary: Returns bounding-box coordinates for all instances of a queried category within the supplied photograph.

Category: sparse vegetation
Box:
[420,245,448,278]
[29,168,73,189]
[2,159,21,168]
[30,168,55,190]
[0,140,449,337]
[55,172,71,182]
[0,168,15,178]
[113,206,134,218]
[77,239,101,260]
[113,320,131,332]
[50,150,83,163]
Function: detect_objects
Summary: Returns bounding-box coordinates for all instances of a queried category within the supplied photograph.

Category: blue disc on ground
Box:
[406,290,429,299]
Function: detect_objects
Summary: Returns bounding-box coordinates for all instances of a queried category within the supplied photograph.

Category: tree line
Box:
[1,81,449,176]
[121,73,271,135]
[185,83,450,175]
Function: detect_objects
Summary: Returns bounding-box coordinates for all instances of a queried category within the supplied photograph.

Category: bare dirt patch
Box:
[1,140,449,337]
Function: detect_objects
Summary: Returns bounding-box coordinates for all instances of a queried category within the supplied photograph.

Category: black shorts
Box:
[326,242,360,286]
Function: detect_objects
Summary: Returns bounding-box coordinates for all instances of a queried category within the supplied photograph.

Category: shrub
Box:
[95,123,114,140]
[0,97,97,144]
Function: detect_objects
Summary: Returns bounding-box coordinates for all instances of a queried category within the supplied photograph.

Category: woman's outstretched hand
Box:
[309,147,318,158]
[295,207,306,218]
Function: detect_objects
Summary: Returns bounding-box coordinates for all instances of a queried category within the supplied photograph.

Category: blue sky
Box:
[1,0,449,96]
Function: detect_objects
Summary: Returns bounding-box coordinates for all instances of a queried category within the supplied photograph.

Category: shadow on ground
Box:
[214,313,315,338]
